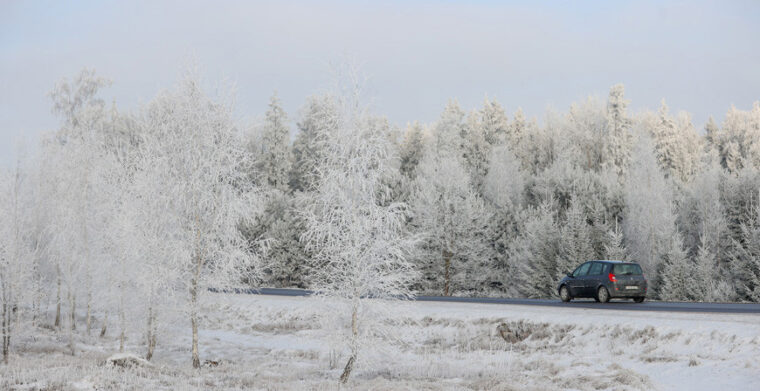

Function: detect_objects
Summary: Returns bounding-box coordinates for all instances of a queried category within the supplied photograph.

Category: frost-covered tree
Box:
[45,69,112,352]
[623,135,678,294]
[301,91,417,384]
[257,93,291,191]
[433,100,466,156]
[481,145,525,292]
[462,110,491,193]
[648,100,702,184]
[558,200,594,276]
[508,107,527,154]
[289,95,340,192]
[243,190,308,288]
[138,72,262,368]
[480,98,509,146]
[605,84,632,176]
[0,160,36,364]
[520,111,557,174]
[604,224,627,260]
[677,158,729,261]
[713,103,760,173]
[410,150,489,296]
[688,239,735,302]
[704,116,720,153]
[731,193,760,302]
[399,122,426,180]
[659,234,691,301]
[566,97,609,172]
[483,145,525,210]
[511,199,562,298]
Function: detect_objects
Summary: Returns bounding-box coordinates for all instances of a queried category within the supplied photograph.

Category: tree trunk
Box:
[54,267,61,328]
[71,293,76,331]
[68,294,75,356]
[146,306,157,361]
[191,217,204,369]
[2,302,9,364]
[443,250,452,297]
[119,295,125,353]
[190,275,200,368]
[339,301,359,384]
[100,312,108,337]
[339,355,356,384]
[86,291,91,335]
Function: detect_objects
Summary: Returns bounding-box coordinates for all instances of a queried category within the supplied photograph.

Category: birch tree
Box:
[0,160,35,364]
[139,72,262,368]
[48,69,111,338]
[301,92,417,384]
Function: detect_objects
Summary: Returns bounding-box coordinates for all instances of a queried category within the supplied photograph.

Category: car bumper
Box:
[609,284,647,297]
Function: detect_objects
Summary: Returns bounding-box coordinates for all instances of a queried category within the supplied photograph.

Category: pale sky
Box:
[1,0,759,166]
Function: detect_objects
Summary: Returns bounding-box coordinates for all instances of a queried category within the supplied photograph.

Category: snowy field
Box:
[2,292,759,391]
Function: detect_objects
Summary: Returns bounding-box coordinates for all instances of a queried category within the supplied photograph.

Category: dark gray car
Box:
[557,260,647,303]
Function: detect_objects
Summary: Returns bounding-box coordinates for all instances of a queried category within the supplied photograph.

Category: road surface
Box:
[241,288,760,314]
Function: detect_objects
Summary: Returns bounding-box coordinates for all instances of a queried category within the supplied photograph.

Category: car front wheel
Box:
[559,286,571,302]
[597,286,610,303]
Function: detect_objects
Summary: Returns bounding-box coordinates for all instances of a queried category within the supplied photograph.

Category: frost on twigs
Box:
[105,353,152,368]
[496,321,553,345]
[134,67,265,368]
[301,66,419,384]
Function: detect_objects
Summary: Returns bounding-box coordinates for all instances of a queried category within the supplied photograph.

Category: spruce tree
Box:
[659,234,692,301]
[605,84,632,176]
[399,122,425,180]
[480,98,509,146]
[259,93,291,191]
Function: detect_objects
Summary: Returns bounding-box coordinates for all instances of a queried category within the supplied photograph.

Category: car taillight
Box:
[608,273,617,282]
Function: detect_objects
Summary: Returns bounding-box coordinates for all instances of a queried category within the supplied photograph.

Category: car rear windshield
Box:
[612,263,642,275]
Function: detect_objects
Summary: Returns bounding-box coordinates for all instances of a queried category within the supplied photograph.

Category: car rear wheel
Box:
[559,286,571,302]
[633,297,645,303]
[597,286,610,303]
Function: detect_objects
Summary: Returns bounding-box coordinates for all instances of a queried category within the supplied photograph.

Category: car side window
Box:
[589,262,603,276]
[574,263,591,277]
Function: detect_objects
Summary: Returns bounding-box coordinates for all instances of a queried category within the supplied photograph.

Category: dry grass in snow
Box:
[1,293,759,390]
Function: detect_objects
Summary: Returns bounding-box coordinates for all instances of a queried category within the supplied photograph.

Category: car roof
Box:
[589,260,633,264]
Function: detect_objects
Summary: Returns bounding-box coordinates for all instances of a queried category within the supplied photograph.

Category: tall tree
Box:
[462,110,490,193]
[0,159,35,364]
[623,135,678,295]
[511,199,562,298]
[659,234,692,301]
[649,100,701,184]
[289,95,340,192]
[258,93,292,191]
[398,121,425,180]
[302,94,417,384]
[605,84,632,176]
[139,73,262,368]
[558,200,595,276]
[47,68,111,348]
[480,98,509,146]
[410,150,489,296]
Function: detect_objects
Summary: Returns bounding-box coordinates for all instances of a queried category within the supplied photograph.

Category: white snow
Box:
[2,293,758,390]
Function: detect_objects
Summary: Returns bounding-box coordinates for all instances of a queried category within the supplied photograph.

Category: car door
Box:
[585,262,604,296]
[568,262,591,297]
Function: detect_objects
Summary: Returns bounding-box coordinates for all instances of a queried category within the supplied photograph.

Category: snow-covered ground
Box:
[2,293,759,390]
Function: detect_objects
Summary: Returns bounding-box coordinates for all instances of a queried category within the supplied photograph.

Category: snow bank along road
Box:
[244,288,760,314]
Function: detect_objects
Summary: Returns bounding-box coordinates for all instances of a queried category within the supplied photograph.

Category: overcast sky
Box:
[1,0,759,167]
